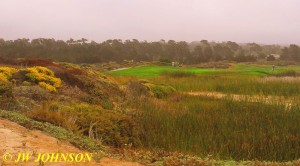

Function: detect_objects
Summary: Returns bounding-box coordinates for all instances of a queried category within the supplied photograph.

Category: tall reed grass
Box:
[151,74,300,97]
[136,95,300,161]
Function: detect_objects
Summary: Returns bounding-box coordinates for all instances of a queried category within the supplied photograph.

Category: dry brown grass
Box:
[27,102,79,132]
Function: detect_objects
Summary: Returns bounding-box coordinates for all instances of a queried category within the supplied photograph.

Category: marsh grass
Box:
[136,95,300,161]
[108,64,300,97]
[150,74,300,97]
[273,70,299,77]
[109,64,300,161]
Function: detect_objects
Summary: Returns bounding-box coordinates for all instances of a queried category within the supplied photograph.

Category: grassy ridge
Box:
[136,96,300,161]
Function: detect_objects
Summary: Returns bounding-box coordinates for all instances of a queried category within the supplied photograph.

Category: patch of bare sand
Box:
[187,91,294,108]
[259,76,300,82]
[0,118,142,166]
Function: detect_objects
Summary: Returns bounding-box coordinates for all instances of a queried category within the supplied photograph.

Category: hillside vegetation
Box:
[0,60,141,148]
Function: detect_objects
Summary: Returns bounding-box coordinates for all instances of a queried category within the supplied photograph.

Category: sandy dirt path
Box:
[0,118,142,166]
[110,67,130,72]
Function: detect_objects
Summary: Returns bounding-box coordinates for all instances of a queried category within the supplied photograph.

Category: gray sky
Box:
[0,0,300,44]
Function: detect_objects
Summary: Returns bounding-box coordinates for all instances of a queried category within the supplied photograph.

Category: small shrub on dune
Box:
[144,83,176,98]
[22,81,32,86]
[0,82,15,110]
[76,107,141,147]
[0,82,13,97]
[126,80,176,98]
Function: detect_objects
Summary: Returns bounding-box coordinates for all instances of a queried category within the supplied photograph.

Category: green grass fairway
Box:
[106,65,223,77]
[106,64,300,77]
[234,64,300,76]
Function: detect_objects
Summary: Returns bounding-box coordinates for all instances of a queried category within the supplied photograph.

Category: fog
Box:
[0,0,300,44]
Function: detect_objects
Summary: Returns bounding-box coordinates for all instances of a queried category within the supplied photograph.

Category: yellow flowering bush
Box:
[0,74,6,82]
[25,66,62,92]
[38,82,57,93]
[0,67,18,82]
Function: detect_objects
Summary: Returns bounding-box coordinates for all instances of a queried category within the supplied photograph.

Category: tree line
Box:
[0,38,298,64]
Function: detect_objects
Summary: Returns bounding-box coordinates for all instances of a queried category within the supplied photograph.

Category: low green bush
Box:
[126,80,176,99]
[0,82,13,96]
[144,83,176,98]
[0,82,15,110]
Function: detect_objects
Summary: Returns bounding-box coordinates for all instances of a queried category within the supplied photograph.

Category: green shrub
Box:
[22,81,32,86]
[0,82,15,110]
[126,80,175,99]
[0,82,12,96]
[144,83,176,98]
[100,99,115,109]
[73,103,141,147]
